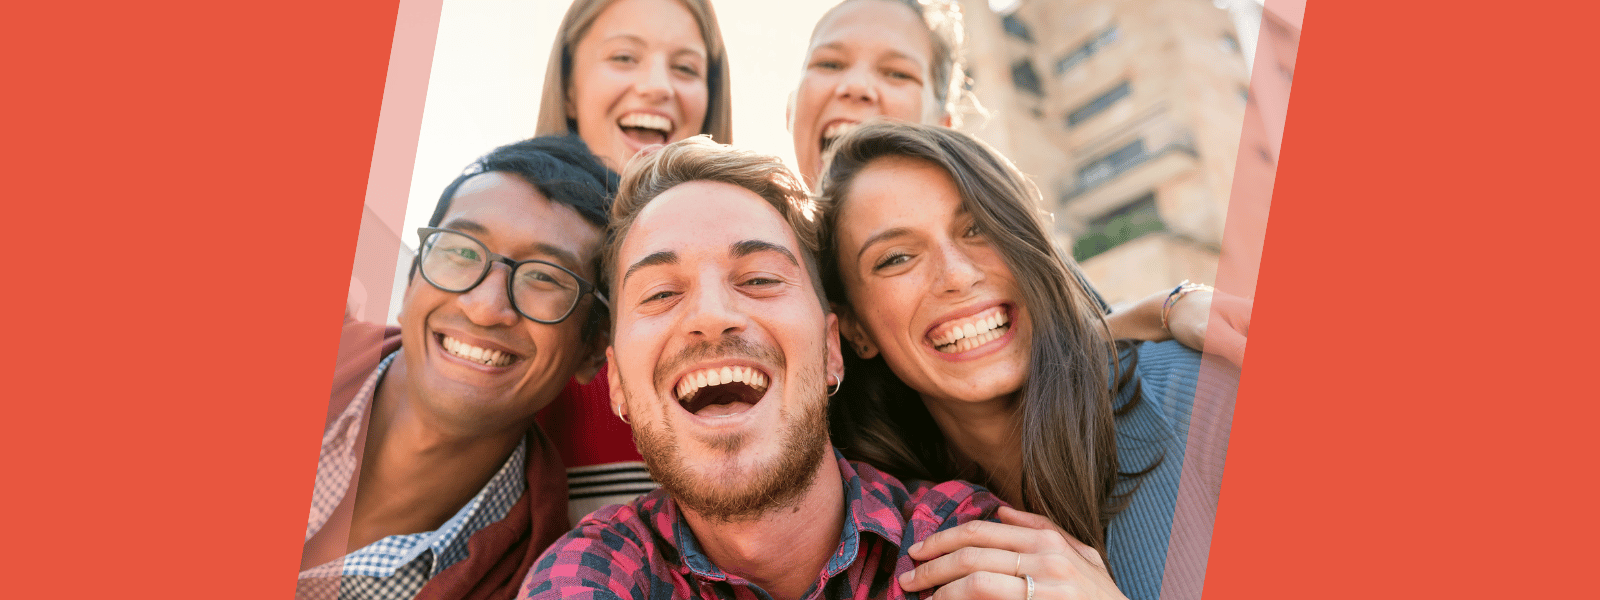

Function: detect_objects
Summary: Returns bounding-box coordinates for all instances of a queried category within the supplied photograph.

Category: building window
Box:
[1066,80,1131,127]
[1054,26,1119,75]
[1012,59,1043,97]
[1077,138,1147,189]
[1002,13,1033,42]
[1073,192,1164,262]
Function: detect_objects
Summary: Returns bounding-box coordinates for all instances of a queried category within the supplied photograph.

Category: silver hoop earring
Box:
[827,371,844,397]
[614,407,630,425]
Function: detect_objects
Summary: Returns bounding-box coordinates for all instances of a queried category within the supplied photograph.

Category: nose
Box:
[457,264,521,327]
[635,57,675,103]
[934,242,984,296]
[682,280,748,339]
[835,64,878,104]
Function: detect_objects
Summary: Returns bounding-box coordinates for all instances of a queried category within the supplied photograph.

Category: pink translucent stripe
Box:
[304,0,442,596]
[1160,0,1305,598]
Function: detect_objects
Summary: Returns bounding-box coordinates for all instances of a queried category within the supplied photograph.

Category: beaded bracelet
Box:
[1161,280,1215,333]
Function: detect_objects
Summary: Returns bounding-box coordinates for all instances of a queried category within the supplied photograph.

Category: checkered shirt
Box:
[300,352,528,600]
[521,449,1003,600]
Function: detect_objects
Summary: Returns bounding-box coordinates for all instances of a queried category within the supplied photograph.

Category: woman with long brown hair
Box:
[815,120,1233,600]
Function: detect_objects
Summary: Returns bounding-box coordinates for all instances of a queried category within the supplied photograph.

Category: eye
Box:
[673,63,701,77]
[963,223,982,238]
[642,289,678,304]
[742,276,782,287]
[886,69,915,81]
[608,53,638,66]
[873,252,911,271]
[811,59,844,71]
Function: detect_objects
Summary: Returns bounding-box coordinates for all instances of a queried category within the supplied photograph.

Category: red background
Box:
[6,1,1594,598]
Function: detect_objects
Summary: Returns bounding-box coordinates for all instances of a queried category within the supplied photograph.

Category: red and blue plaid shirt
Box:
[519,449,1003,600]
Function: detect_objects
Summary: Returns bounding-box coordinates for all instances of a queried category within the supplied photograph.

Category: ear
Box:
[605,346,629,423]
[573,327,610,385]
[824,313,844,384]
[835,305,879,359]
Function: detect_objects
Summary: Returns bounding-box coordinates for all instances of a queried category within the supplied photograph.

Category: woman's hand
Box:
[1165,289,1251,367]
[899,506,1129,600]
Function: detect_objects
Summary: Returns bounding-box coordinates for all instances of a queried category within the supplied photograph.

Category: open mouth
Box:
[439,334,519,367]
[619,112,673,146]
[674,365,770,418]
[928,306,1012,354]
[818,120,859,153]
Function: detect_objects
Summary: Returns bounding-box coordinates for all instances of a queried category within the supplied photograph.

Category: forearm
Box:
[1104,289,1173,342]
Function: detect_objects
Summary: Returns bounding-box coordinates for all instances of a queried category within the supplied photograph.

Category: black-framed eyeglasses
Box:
[416,227,609,324]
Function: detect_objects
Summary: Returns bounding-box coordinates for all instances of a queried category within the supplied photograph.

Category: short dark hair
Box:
[425,134,618,341]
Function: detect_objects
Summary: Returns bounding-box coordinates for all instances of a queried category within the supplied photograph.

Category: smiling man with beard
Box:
[519,137,1003,600]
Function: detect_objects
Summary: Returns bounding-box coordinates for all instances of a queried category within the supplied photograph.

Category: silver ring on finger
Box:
[1023,573,1035,600]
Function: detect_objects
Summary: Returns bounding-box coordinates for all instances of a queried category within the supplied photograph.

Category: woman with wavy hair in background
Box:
[815,121,1238,600]
[535,0,732,172]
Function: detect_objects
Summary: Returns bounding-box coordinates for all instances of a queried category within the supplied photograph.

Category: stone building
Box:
[958,0,1255,306]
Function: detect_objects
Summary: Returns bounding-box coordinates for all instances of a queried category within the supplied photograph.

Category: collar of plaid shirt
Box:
[522,447,1003,600]
[671,449,902,583]
[302,351,528,582]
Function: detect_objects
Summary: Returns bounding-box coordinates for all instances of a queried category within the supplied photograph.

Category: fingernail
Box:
[898,571,912,585]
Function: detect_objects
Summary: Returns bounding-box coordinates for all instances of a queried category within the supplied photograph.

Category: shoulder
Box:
[855,460,1003,538]
[325,319,402,427]
[522,492,671,599]
[1116,340,1204,410]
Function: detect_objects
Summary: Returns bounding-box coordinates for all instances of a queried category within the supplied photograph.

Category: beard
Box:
[625,336,832,523]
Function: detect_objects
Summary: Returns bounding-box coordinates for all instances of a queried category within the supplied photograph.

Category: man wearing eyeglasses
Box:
[298,135,614,600]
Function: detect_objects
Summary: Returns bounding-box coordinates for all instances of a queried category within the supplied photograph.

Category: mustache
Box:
[654,335,786,391]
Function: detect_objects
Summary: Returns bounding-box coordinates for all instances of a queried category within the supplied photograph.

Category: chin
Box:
[638,408,830,522]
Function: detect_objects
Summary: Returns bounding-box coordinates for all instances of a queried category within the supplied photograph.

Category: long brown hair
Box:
[814,120,1135,556]
[535,0,734,144]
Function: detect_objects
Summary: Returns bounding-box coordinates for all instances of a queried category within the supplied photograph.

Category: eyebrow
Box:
[622,250,679,289]
[442,218,583,270]
[814,42,924,69]
[621,240,798,289]
[732,239,799,266]
[602,33,707,61]
[855,227,914,264]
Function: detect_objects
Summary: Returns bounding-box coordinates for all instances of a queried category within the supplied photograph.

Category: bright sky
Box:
[403,0,839,253]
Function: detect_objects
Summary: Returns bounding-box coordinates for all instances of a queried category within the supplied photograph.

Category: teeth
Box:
[441,335,515,367]
[944,325,1007,353]
[822,121,859,141]
[822,121,858,141]
[675,365,771,401]
[929,307,1011,349]
[619,113,672,133]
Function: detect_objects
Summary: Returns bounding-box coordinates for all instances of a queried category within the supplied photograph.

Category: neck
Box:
[922,393,1026,505]
[680,451,845,600]
[350,355,530,550]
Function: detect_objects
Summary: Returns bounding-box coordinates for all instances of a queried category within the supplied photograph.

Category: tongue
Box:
[695,401,754,418]
[622,127,668,145]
